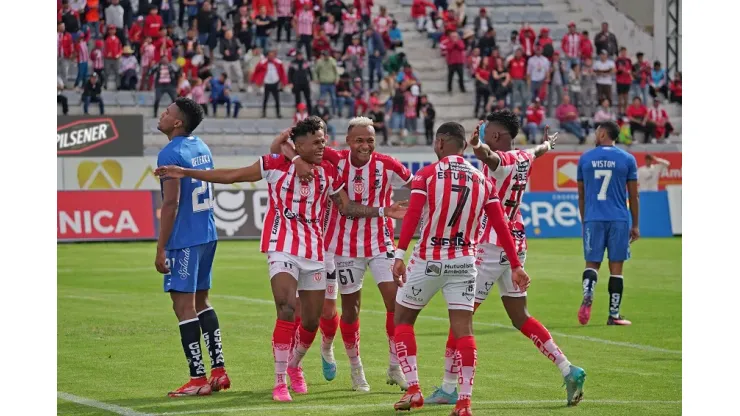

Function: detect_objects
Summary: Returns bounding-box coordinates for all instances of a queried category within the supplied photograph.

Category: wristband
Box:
[291,155,301,163]
[394,249,406,260]
[378,207,385,217]
[472,140,482,149]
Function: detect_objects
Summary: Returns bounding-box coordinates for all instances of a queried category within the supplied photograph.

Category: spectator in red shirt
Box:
[153,28,174,63]
[630,51,651,104]
[508,48,528,109]
[669,71,681,105]
[561,22,581,68]
[312,29,333,60]
[144,6,164,39]
[537,27,554,60]
[474,57,491,118]
[58,22,75,87]
[555,95,585,144]
[103,25,123,89]
[626,96,649,142]
[615,47,633,115]
[445,31,466,94]
[251,50,289,118]
[646,97,674,142]
[519,23,536,58]
[579,30,593,61]
[524,98,546,143]
[355,0,374,27]
[129,16,144,57]
[411,0,434,32]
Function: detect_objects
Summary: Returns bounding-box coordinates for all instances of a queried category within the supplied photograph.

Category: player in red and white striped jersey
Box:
[272,117,413,392]
[428,110,586,408]
[155,119,408,403]
[390,122,530,415]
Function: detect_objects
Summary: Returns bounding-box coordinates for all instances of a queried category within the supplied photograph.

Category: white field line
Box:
[214,295,682,355]
[155,400,682,415]
[58,392,154,416]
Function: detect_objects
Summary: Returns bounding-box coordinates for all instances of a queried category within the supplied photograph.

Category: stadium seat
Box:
[116,93,136,107]
[493,13,510,25]
[525,0,543,6]
[508,12,525,24]
[509,0,528,6]
[493,0,512,6]
[400,0,413,6]
[552,27,568,40]
[539,10,558,24]
[522,10,542,23]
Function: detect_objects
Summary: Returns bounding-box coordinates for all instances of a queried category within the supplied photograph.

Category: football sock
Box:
[442,328,458,394]
[289,324,318,368]
[289,316,302,358]
[394,324,419,387]
[272,319,294,386]
[386,312,399,366]
[582,268,598,298]
[197,307,225,369]
[340,318,362,368]
[608,275,624,317]
[521,317,571,377]
[319,313,340,352]
[455,336,477,401]
[178,318,206,378]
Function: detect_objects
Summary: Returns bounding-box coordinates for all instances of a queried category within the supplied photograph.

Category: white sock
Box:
[442,347,458,393]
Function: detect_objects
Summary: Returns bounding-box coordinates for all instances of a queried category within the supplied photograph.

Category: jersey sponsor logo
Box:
[425,261,442,276]
[430,232,473,247]
[57,118,120,155]
[282,207,321,224]
[213,191,249,236]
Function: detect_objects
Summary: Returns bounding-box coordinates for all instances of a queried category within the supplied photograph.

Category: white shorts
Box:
[396,255,478,311]
[334,252,395,295]
[324,252,338,300]
[474,243,527,302]
[267,251,326,292]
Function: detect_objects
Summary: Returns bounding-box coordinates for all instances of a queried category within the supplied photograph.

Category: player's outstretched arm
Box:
[527,125,558,159]
[469,122,502,172]
[155,179,180,274]
[329,189,408,219]
[392,191,426,287]
[154,161,263,184]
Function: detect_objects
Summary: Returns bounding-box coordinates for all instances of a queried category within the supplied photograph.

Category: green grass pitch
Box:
[57,238,681,415]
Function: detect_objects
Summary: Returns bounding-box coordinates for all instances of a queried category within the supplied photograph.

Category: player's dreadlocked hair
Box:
[291,117,324,142]
[486,109,520,138]
[435,122,466,150]
[174,97,205,134]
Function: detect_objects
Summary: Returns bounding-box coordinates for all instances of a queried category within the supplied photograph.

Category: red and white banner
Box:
[529,152,682,192]
[57,191,156,241]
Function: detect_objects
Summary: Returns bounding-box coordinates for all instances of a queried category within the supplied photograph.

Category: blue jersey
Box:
[577,146,637,223]
[157,136,218,250]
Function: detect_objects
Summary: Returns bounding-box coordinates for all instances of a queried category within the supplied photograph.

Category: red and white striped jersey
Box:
[412,155,497,261]
[260,154,345,262]
[323,147,412,257]
[478,149,535,253]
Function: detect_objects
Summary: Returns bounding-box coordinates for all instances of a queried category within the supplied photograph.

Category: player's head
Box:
[433,122,467,160]
[346,116,376,164]
[291,117,326,165]
[157,97,204,138]
[595,121,619,147]
[483,109,520,151]
[645,154,655,166]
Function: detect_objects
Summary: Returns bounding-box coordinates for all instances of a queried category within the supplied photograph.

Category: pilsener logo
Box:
[57,118,120,155]
[553,156,580,191]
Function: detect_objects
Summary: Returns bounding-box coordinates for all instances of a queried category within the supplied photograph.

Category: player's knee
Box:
[276,300,296,322]
[301,316,320,332]
[195,294,210,312]
[172,301,196,321]
[321,302,337,319]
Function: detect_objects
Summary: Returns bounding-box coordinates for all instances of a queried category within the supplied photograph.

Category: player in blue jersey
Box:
[155,98,231,397]
[576,121,640,326]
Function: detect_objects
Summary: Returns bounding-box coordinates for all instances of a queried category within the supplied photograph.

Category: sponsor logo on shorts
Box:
[484,281,494,291]
[425,261,442,276]
[336,260,355,268]
[463,282,475,301]
[178,248,191,280]
[444,263,474,275]
[412,286,422,296]
[405,286,424,303]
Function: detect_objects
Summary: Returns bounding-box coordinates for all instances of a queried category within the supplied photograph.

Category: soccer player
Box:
[390,122,531,415]
[154,98,230,397]
[154,118,408,402]
[577,120,640,326]
[271,116,413,391]
[428,110,586,407]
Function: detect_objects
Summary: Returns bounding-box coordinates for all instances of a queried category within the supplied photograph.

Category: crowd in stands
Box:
[414,0,681,144]
[57,0,437,146]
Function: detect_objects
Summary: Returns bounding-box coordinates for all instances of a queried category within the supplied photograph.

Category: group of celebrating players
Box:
[151,95,640,415]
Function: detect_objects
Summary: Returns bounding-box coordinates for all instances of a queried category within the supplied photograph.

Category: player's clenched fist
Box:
[386,200,409,219]
[511,267,531,292]
[392,259,407,287]
[154,165,185,179]
[154,248,170,274]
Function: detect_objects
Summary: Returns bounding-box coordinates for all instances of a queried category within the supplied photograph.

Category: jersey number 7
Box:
[594,169,612,201]
[448,184,471,226]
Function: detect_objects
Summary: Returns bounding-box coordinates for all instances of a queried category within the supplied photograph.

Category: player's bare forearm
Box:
[531,141,552,159]
[157,180,179,251]
[185,162,262,183]
[269,129,293,155]
[577,181,585,223]
[484,200,522,269]
[473,143,501,172]
[280,142,298,160]
[397,192,425,251]
[627,180,640,228]
[330,191,380,218]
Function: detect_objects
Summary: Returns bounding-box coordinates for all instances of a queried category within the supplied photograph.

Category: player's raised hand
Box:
[154,165,186,179]
[469,120,484,147]
[511,267,531,292]
[386,200,409,219]
[630,225,640,244]
[277,128,293,147]
[292,155,315,181]
[392,259,407,287]
[154,249,170,274]
[543,126,559,149]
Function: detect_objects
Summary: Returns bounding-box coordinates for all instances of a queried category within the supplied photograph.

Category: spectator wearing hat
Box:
[593,49,615,103]
[547,51,567,116]
[314,50,340,115]
[105,0,126,43]
[82,72,105,115]
[580,30,594,61]
[476,28,497,58]
[519,23,536,58]
[118,46,139,90]
[649,61,668,100]
[594,22,618,57]
[555,95,585,144]
[524,98,545,144]
[474,8,492,40]
[103,25,123,89]
[509,48,528,109]
[150,56,180,117]
[144,6,163,39]
[446,31,466,94]
[288,50,313,114]
[645,97,673,142]
[411,0,435,32]
[630,52,651,104]
[537,27,554,60]
[615,47,633,114]
[252,49,288,118]
[669,71,682,105]
[312,97,337,142]
[293,102,309,125]
[129,16,145,58]
[220,29,245,92]
[561,22,581,69]
[526,46,550,103]
[294,2,315,59]
[58,75,69,115]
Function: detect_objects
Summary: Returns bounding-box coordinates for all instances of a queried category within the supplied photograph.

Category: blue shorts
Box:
[163,241,217,293]
[583,221,630,263]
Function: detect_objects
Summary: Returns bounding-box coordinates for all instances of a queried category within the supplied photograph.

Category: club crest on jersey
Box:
[300,183,311,197]
[353,175,364,193]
